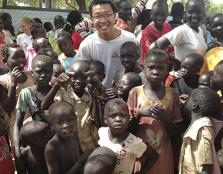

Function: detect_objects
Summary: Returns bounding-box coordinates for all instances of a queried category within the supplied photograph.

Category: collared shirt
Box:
[179,117,221,174]
[55,86,99,152]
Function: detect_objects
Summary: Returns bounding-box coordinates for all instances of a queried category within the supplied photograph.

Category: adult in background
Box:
[150,0,208,63]
[79,0,136,88]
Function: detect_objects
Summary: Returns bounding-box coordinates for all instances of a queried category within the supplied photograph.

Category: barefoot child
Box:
[179,88,221,174]
[99,98,157,174]
[19,121,51,174]
[127,49,183,174]
[44,101,86,174]
[84,146,117,174]
[13,55,53,170]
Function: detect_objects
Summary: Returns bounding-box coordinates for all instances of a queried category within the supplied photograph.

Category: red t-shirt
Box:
[141,22,173,63]
[72,31,83,50]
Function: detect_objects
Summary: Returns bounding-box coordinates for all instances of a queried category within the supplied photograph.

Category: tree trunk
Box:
[76,0,86,11]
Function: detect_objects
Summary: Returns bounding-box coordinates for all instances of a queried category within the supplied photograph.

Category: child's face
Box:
[70,73,87,94]
[105,104,130,135]
[57,36,73,56]
[89,64,105,82]
[144,56,167,85]
[211,16,223,40]
[52,110,75,139]
[32,26,46,39]
[211,65,223,90]
[118,1,132,21]
[180,58,198,79]
[19,22,31,34]
[36,38,52,51]
[151,6,167,29]
[7,47,25,70]
[120,47,138,72]
[32,60,53,86]
[51,64,64,85]
[185,1,204,30]
[117,75,133,99]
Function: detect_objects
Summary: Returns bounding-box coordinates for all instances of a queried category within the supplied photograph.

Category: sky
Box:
[212,0,223,4]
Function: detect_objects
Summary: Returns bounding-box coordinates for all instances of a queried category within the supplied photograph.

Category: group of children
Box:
[0,0,223,174]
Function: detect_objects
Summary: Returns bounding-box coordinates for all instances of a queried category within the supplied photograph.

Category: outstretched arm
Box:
[149,36,170,50]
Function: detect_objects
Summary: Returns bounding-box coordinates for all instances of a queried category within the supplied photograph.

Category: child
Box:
[47,15,65,55]
[114,41,142,86]
[165,53,204,96]
[84,146,117,174]
[199,71,213,88]
[179,88,221,174]
[57,31,80,71]
[41,60,99,152]
[19,121,51,174]
[127,49,183,174]
[13,55,53,169]
[99,98,152,174]
[117,72,142,102]
[50,63,65,86]
[89,60,105,82]
[141,0,173,63]
[16,17,33,54]
[45,101,89,174]
[0,83,18,174]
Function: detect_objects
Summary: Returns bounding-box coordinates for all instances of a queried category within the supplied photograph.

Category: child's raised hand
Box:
[55,72,70,87]
[11,66,27,85]
[106,87,118,99]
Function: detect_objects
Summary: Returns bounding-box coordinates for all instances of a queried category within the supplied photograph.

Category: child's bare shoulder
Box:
[45,135,60,154]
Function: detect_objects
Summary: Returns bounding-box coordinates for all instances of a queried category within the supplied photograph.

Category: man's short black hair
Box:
[89,0,117,17]
[190,88,220,117]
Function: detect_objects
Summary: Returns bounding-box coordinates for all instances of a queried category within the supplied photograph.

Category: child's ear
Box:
[104,116,108,125]
[192,102,199,112]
